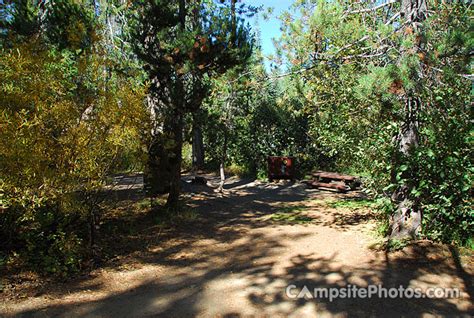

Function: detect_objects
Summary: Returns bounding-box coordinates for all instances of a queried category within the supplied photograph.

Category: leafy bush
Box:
[273,1,473,245]
[0,40,147,274]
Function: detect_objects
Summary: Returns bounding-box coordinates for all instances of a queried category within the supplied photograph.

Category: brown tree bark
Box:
[144,93,171,196]
[390,96,422,239]
[165,112,184,210]
[230,0,237,43]
[164,0,187,210]
[192,113,205,170]
[389,0,427,239]
[144,107,184,213]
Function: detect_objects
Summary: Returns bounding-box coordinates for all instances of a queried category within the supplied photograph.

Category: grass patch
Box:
[153,200,199,225]
[270,213,313,224]
[368,238,412,251]
[135,198,152,210]
[325,197,391,247]
[269,204,313,224]
[327,198,376,210]
[170,209,199,222]
[278,205,306,214]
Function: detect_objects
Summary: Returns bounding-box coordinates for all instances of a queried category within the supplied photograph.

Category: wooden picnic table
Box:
[305,171,361,192]
[312,171,356,182]
[306,181,349,193]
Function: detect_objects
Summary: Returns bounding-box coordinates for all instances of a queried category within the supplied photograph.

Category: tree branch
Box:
[348,0,398,14]
[266,65,318,80]
[425,64,473,80]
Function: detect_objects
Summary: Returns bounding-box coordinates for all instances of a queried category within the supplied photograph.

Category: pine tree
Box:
[276,0,472,242]
[128,0,254,209]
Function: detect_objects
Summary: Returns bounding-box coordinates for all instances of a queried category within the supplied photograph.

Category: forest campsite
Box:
[0,0,472,317]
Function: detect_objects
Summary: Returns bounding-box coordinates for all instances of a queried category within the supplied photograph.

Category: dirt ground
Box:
[1,174,473,317]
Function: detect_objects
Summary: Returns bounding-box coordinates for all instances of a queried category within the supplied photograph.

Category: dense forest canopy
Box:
[0,0,472,275]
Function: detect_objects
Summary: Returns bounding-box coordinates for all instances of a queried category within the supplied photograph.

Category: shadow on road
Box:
[8,175,473,317]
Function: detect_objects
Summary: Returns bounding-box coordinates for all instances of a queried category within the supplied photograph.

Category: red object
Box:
[267,156,295,181]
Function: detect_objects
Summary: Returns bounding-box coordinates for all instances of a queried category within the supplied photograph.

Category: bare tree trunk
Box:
[218,163,225,193]
[190,1,204,173]
[192,112,205,170]
[218,130,228,193]
[389,0,427,240]
[218,88,234,193]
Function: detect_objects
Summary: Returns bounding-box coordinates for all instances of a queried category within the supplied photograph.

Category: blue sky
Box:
[247,0,295,68]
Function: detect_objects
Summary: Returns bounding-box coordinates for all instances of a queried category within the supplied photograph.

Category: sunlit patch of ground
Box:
[1,174,472,317]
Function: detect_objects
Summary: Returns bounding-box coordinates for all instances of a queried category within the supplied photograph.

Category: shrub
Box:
[0,40,148,274]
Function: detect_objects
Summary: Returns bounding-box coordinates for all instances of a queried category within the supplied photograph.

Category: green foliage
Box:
[466,238,474,251]
[0,0,472,278]
[2,0,41,38]
[153,203,199,225]
[373,197,394,237]
[45,1,99,51]
[0,28,147,274]
[409,99,472,243]
[328,198,376,210]
[181,143,193,171]
[127,0,255,106]
[385,238,411,251]
[226,163,252,178]
[271,0,473,245]
[127,0,256,201]
[202,63,322,177]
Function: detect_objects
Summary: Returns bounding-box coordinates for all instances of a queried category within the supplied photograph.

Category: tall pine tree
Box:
[128,0,254,209]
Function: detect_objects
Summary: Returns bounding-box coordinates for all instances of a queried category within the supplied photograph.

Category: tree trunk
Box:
[192,112,205,170]
[230,0,237,44]
[163,0,187,211]
[144,94,172,196]
[145,107,184,210]
[218,130,228,193]
[390,96,422,239]
[166,112,184,210]
[145,0,187,209]
[389,0,427,240]
[178,0,186,29]
[218,163,225,193]
[145,123,173,195]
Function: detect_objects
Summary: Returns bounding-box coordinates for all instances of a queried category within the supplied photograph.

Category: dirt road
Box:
[1,177,472,317]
